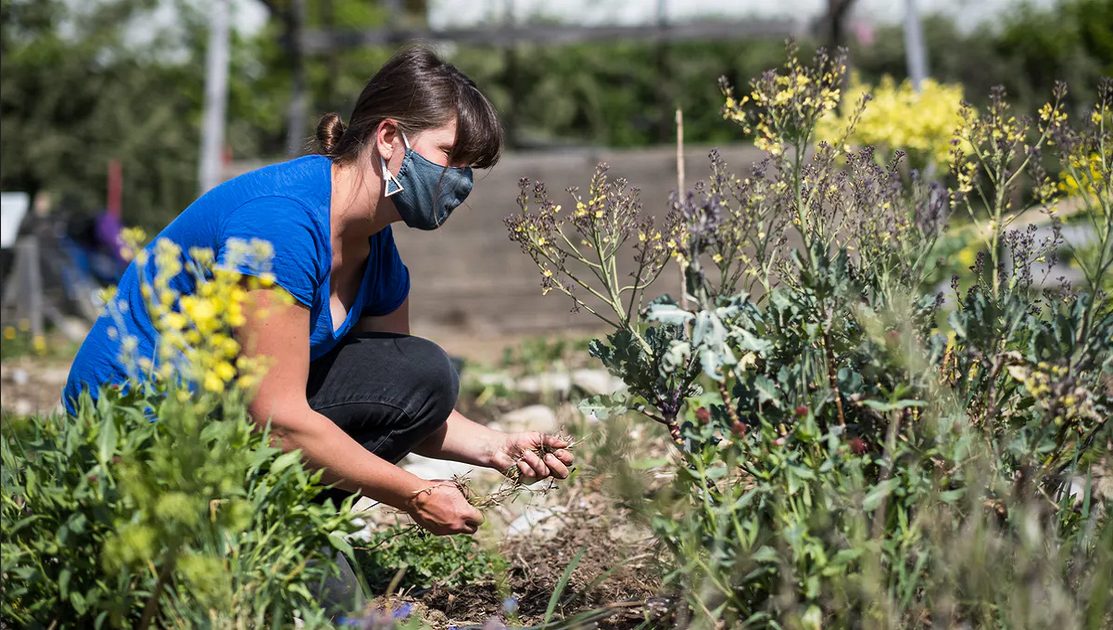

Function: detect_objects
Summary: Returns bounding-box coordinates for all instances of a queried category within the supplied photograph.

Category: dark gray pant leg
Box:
[306,332,460,505]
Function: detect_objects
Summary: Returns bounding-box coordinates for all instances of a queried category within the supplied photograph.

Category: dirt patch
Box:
[1,357,70,416]
[374,497,673,629]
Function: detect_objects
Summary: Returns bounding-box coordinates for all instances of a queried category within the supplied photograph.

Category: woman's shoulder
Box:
[228,154,331,203]
[198,155,331,229]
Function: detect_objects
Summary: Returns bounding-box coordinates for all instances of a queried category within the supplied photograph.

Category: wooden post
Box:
[107,159,122,219]
[676,108,689,310]
[676,108,685,194]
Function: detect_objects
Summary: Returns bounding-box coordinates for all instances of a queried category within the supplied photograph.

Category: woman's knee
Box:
[399,336,459,425]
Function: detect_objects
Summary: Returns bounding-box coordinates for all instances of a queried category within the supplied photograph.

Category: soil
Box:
[378,494,674,629]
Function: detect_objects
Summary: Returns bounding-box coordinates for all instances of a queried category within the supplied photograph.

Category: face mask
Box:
[381,132,473,230]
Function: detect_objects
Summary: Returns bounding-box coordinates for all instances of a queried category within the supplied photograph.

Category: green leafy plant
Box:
[1,239,358,627]
[1,388,358,628]
[508,45,1112,627]
[355,525,508,592]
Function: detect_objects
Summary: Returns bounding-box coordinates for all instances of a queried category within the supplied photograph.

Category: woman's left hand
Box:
[488,431,574,483]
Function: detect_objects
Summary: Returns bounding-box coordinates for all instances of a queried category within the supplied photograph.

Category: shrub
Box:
[1,239,358,627]
[815,74,965,169]
[507,45,1112,627]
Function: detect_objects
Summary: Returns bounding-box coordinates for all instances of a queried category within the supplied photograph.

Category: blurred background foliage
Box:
[1,0,1111,231]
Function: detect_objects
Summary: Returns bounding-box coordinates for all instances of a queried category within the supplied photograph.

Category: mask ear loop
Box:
[382,130,410,197]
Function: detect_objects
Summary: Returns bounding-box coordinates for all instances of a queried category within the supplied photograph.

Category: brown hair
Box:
[316,45,502,169]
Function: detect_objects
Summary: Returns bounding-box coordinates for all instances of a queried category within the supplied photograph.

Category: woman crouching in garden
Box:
[63,46,574,537]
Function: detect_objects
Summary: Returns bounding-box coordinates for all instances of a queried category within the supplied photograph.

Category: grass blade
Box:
[543,546,586,626]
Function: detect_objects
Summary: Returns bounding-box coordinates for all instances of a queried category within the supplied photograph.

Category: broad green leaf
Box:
[97,416,117,464]
[269,450,303,475]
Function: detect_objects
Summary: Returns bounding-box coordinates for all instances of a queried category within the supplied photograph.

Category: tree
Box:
[0,0,206,229]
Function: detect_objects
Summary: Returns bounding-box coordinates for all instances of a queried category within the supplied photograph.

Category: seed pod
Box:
[696,407,711,424]
[794,404,809,417]
[849,437,867,455]
[730,420,747,437]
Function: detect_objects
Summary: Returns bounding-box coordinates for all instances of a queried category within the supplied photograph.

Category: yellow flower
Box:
[213,361,236,382]
[203,371,225,394]
[817,74,965,165]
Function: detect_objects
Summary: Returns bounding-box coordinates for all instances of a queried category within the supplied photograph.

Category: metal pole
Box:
[903,0,928,91]
[285,0,309,156]
[199,0,231,193]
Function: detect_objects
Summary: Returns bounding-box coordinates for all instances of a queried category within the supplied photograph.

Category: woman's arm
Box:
[238,289,482,535]
[353,297,573,480]
[415,411,573,481]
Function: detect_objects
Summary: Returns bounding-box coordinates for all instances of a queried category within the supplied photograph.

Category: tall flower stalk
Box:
[506,165,683,354]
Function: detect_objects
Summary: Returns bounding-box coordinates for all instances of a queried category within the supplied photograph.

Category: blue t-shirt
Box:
[63,155,410,412]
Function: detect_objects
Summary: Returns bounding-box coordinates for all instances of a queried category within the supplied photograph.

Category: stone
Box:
[474,371,514,389]
[513,372,572,395]
[10,368,28,386]
[400,453,477,480]
[571,368,626,396]
[498,404,559,434]
[505,506,567,540]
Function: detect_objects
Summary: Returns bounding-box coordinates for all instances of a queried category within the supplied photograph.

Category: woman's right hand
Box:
[405,481,484,535]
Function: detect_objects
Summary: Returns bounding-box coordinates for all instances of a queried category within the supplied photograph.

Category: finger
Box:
[542,434,569,449]
[543,453,570,479]
[516,460,533,479]
[463,511,484,533]
[552,448,574,465]
[521,450,549,477]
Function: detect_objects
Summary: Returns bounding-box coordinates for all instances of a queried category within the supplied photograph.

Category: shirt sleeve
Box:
[361,226,410,317]
[216,196,325,307]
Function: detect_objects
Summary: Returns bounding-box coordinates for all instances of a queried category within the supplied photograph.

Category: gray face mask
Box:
[381,132,473,231]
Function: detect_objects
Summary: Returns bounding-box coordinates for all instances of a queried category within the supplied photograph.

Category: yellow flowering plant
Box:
[505,165,684,351]
[509,45,1111,627]
[1,231,357,627]
[947,83,1072,297]
[816,74,965,168]
[103,234,290,404]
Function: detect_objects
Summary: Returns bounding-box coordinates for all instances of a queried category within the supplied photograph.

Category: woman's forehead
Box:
[416,118,458,144]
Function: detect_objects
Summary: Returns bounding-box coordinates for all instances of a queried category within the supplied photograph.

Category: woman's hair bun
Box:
[316,113,346,157]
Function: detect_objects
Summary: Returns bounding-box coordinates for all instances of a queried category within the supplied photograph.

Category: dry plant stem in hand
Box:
[404,481,484,536]
[502,433,578,484]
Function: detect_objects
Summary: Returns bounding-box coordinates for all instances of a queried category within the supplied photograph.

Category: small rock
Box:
[499,404,559,434]
[506,506,567,539]
[11,369,28,386]
[400,453,481,481]
[474,371,514,389]
[514,372,572,395]
[348,516,375,542]
[571,368,626,396]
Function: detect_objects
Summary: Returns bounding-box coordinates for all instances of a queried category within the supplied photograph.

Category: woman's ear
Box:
[375,119,400,162]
